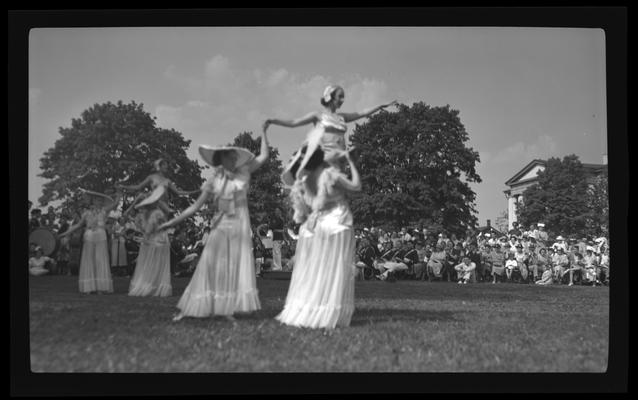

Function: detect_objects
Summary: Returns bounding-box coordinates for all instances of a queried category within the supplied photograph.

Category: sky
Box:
[28,27,607,225]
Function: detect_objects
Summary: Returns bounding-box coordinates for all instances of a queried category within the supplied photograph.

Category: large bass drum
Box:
[29,228,60,256]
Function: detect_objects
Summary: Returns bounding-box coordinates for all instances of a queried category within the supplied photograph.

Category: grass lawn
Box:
[29,275,609,372]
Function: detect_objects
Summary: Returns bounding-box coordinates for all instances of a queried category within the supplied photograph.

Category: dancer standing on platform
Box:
[123,192,172,297]
[275,145,361,330]
[158,127,270,322]
[58,189,121,294]
[263,85,396,174]
[116,158,199,215]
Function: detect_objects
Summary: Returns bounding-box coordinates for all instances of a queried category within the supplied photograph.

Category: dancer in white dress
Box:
[276,147,362,329]
[117,158,199,215]
[124,193,172,297]
[264,84,396,176]
[59,189,121,294]
[159,128,270,321]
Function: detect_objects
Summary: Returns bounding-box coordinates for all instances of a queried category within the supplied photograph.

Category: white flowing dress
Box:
[78,209,113,293]
[176,167,261,317]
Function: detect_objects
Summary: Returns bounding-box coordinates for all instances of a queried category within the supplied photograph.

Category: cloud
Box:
[155,54,389,164]
[491,134,558,165]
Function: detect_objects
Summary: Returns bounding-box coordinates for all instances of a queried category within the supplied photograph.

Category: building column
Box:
[508,195,517,230]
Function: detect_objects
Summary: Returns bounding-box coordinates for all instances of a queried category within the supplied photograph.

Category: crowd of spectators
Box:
[352,221,610,287]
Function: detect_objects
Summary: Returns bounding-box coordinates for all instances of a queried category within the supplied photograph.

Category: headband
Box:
[322,85,336,103]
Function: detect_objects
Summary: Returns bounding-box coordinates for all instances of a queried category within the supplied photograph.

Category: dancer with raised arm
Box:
[116,158,199,215]
[275,146,362,330]
[59,189,121,294]
[158,128,270,322]
[263,85,396,175]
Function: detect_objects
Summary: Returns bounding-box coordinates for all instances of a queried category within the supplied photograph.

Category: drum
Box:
[29,228,59,256]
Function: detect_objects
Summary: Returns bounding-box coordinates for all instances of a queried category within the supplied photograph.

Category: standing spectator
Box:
[536,223,549,246]
[527,223,539,240]
[599,247,610,284]
[577,237,589,257]
[399,227,412,243]
[505,252,518,282]
[390,232,401,249]
[413,241,429,281]
[56,218,71,276]
[566,244,583,286]
[552,236,568,253]
[29,246,55,276]
[110,216,128,274]
[526,243,539,281]
[582,247,600,286]
[508,221,522,238]
[513,244,529,283]
[29,209,41,232]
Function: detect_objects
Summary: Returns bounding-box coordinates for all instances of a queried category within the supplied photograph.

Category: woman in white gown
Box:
[125,193,172,297]
[275,146,362,329]
[159,128,270,321]
[59,189,121,294]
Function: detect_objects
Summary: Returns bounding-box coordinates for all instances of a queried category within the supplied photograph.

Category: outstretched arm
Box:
[167,181,200,197]
[335,152,362,192]
[158,190,211,231]
[116,176,152,192]
[263,111,320,131]
[58,216,86,238]
[246,125,270,174]
[340,100,398,123]
[102,192,122,214]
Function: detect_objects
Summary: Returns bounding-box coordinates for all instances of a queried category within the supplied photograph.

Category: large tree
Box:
[516,155,590,238]
[38,101,204,217]
[227,131,286,228]
[585,168,609,238]
[348,102,482,235]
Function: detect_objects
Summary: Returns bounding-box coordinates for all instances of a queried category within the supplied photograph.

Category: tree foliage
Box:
[348,102,482,235]
[516,155,592,238]
[38,101,204,217]
[584,169,609,237]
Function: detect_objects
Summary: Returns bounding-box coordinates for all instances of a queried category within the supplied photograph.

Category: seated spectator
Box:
[29,246,55,276]
[427,243,447,281]
[582,246,601,286]
[566,245,584,286]
[465,242,483,282]
[513,244,529,283]
[490,244,507,284]
[400,240,420,279]
[599,247,610,284]
[56,219,71,276]
[552,236,568,253]
[505,252,518,282]
[526,243,540,281]
[552,247,570,283]
[535,263,554,285]
[412,241,429,281]
[373,257,408,282]
[454,256,476,284]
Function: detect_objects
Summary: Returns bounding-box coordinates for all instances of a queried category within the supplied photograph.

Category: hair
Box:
[290,146,325,177]
[212,150,234,167]
[320,85,344,107]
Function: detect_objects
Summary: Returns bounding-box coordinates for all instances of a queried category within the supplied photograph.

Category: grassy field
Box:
[29,275,609,372]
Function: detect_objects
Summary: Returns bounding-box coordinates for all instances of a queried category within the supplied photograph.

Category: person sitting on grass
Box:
[454,256,476,284]
[29,246,55,276]
[427,243,447,281]
[535,262,554,285]
[505,252,518,282]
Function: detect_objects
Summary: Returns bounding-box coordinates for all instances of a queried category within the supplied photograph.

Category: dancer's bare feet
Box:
[172,313,184,322]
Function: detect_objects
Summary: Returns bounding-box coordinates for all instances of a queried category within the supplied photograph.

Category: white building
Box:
[503,159,607,230]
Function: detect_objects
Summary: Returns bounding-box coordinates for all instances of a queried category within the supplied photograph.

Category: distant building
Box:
[476,219,505,238]
[503,158,607,230]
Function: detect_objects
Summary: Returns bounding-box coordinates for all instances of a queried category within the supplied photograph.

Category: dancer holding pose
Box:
[123,192,172,297]
[263,85,396,176]
[59,189,121,294]
[275,146,361,329]
[116,158,199,215]
[158,128,270,322]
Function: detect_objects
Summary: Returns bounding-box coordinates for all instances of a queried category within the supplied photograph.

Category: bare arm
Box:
[117,176,152,192]
[158,190,211,231]
[102,192,122,214]
[340,100,398,123]
[58,216,86,238]
[246,126,270,174]
[263,111,319,131]
[335,153,362,192]
[167,181,200,196]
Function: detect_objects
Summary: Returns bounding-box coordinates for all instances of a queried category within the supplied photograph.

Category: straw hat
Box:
[198,145,255,169]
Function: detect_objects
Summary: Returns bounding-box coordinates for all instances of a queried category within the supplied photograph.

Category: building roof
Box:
[505,159,607,187]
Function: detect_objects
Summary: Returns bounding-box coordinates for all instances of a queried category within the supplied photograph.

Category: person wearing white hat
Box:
[123,189,172,297]
[552,236,568,253]
[263,85,397,178]
[536,223,549,246]
[159,127,270,322]
[582,246,601,285]
[116,158,200,215]
[276,148,362,329]
[59,189,121,294]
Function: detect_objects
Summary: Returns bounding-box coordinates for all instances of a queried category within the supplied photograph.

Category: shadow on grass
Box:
[349,308,457,326]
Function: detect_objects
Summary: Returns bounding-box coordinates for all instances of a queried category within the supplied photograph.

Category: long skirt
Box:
[276,205,356,329]
[78,228,113,293]
[128,240,172,297]
[111,236,128,267]
[176,212,261,317]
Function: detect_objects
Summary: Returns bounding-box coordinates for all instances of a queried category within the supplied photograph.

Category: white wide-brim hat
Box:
[135,185,166,209]
[556,236,565,241]
[198,145,255,169]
